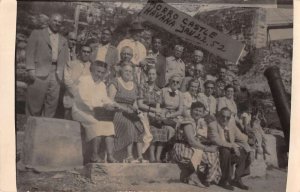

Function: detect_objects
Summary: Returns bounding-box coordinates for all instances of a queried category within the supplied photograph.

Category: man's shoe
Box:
[219,182,234,191]
[232,180,249,190]
[202,181,210,187]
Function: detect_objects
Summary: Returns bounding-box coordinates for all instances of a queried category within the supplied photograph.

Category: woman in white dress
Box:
[72,60,121,163]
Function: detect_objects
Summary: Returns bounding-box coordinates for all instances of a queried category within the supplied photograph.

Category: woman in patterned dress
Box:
[108,62,145,163]
[171,102,221,187]
[137,67,165,163]
[159,74,184,162]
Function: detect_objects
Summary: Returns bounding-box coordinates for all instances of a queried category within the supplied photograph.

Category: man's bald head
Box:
[120,46,133,62]
[193,50,204,63]
[49,13,63,33]
[68,32,77,49]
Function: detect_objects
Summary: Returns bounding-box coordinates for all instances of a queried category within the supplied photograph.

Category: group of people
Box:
[24,13,269,190]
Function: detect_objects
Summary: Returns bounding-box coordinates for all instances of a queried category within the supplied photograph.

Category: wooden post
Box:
[74,5,81,36]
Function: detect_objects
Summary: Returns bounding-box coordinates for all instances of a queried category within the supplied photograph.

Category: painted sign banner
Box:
[140,1,245,63]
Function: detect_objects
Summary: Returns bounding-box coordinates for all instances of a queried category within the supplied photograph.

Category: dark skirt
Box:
[113,111,144,152]
[149,117,175,142]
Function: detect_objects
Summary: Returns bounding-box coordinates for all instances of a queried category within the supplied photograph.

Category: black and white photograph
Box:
[13,0,293,191]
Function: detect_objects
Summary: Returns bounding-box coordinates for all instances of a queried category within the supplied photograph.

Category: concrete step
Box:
[85,163,181,183]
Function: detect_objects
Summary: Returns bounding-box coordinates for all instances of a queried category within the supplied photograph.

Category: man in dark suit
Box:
[207,107,251,190]
[25,13,69,117]
[90,28,119,74]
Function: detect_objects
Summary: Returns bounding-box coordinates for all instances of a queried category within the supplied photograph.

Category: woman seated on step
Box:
[137,66,168,163]
[159,74,184,162]
[171,101,221,188]
[72,60,120,163]
[108,62,146,163]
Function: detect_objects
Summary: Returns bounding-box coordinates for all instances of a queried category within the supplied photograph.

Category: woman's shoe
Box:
[137,157,149,163]
[107,157,119,163]
[90,158,104,163]
[123,156,134,163]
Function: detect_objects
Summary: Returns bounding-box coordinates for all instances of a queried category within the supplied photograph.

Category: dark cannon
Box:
[264,66,290,150]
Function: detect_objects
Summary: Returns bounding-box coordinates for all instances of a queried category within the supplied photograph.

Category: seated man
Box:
[72,60,122,163]
[207,107,251,190]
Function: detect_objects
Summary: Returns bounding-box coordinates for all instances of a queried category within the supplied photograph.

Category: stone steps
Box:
[85,163,181,183]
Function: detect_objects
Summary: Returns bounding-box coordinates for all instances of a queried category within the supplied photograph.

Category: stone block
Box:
[249,154,267,178]
[85,163,180,182]
[264,133,288,168]
[22,117,84,171]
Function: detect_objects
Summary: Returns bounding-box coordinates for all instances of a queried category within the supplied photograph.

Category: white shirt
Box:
[165,56,185,83]
[96,43,110,62]
[74,73,113,112]
[198,93,217,115]
[48,28,59,62]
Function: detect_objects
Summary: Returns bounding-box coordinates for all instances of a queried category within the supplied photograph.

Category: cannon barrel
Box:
[264,66,290,149]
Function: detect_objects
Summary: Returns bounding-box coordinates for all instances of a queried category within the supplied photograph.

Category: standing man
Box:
[180,50,205,92]
[25,13,69,117]
[68,32,77,62]
[63,44,92,119]
[216,67,232,86]
[165,44,185,85]
[198,80,217,115]
[117,22,147,83]
[91,28,119,71]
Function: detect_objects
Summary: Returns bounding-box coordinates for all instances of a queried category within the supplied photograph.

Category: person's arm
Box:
[216,97,225,112]
[107,83,117,100]
[184,124,216,152]
[137,99,156,113]
[107,83,134,113]
[63,61,76,94]
[167,92,184,118]
[207,121,233,148]
[26,30,39,80]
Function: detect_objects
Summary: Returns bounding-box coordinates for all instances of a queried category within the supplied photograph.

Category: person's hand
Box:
[103,104,115,111]
[204,146,218,153]
[233,145,241,156]
[125,107,135,114]
[27,70,36,83]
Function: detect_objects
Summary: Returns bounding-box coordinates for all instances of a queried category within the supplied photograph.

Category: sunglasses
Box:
[221,115,231,120]
[82,50,91,53]
[171,80,180,85]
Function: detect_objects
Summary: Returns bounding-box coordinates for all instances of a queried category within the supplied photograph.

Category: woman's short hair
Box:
[217,107,232,116]
[169,73,182,82]
[191,101,206,111]
[187,78,200,90]
[204,80,215,88]
[93,60,107,69]
[146,65,156,74]
[224,84,235,91]
[120,61,134,68]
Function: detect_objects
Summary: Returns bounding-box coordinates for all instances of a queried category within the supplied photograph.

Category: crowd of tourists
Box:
[24,13,270,190]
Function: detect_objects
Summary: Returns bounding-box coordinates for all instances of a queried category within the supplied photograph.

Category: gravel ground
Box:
[16,166,287,192]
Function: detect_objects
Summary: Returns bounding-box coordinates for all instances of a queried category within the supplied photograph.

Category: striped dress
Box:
[171,117,221,183]
[110,78,144,152]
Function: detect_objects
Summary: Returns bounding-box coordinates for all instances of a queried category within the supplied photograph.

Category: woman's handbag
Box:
[94,107,116,121]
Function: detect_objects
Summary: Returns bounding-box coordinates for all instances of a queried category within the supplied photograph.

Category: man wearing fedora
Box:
[25,13,69,117]
[117,22,147,83]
